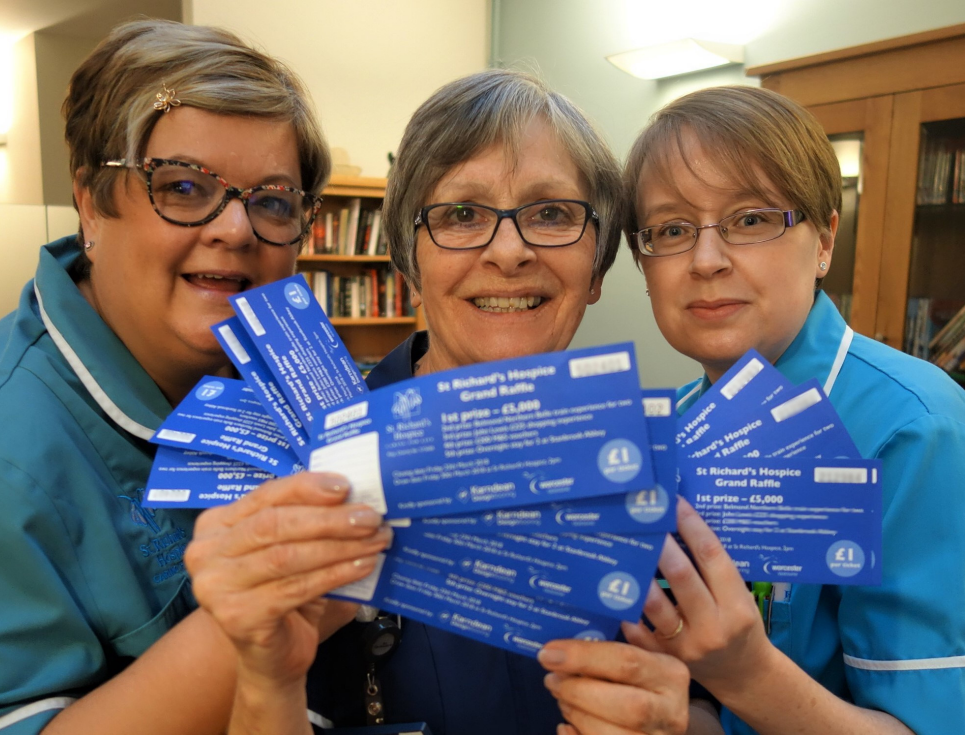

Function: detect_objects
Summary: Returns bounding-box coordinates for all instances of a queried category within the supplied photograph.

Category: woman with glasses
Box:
[622,85,965,734]
[0,19,389,735]
[191,69,717,735]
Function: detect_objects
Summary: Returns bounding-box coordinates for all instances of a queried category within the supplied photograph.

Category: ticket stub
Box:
[392,527,661,620]
[213,316,311,465]
[228,275,366,429]
[678,457,882,585]
[309,344,653,519]
[678,350,792,456]
[330,552,622,658]
[151,376,303,475]
[144,446,274,508]
[686,379,860,461]
[408,389,677,535]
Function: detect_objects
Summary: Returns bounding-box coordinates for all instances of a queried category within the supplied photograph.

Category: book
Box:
[367,211,383,256]
[344,198,362,256]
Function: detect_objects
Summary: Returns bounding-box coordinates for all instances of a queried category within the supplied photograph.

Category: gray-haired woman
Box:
[190,69,721,735]
[0,19,389,735]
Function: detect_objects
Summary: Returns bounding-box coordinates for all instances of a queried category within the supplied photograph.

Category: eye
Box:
[738,213,765,227]
[658,224,689,238]
[453,206,477,223]
[161,178,201,197]
[251,192,297,220]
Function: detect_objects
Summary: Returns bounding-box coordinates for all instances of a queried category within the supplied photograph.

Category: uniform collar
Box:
[365,331,429,390]
[34,238,171,439]
[774,291,851,396]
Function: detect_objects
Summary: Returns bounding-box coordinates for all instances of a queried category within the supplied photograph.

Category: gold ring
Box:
[660,617,684,640]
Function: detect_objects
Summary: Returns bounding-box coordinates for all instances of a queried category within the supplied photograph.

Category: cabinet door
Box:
[808,96,894,339]
[878,82,965,358]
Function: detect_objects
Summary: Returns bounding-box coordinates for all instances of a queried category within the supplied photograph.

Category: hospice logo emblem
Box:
[625,485,670,524]
[827,540,865,578]
[392,388,422,420]
[284,281,311,309]
[598,571,641,611]
[195,380,225,401]
[118,487,161,533]
[575,629,607,641]
[597,439,643,483]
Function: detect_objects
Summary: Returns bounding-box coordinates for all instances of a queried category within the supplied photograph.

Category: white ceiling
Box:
[0,0,180,41]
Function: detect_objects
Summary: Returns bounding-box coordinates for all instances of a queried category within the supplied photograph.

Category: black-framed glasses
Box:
[633,208,806,257]
[414,200,598,250]
[101,157,322,246]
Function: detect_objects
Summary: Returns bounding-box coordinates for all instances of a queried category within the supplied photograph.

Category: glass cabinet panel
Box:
[906,117,965,384]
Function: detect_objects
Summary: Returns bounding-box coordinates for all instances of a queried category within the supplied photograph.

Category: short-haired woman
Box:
[623,85,965,734]
[188,69,717,735]
[0,19,389,735]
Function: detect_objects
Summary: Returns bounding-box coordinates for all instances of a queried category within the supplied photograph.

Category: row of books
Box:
[926,299,965,373]
[916,136,965,205]
[302,269,413,319]
[308,198,388,256]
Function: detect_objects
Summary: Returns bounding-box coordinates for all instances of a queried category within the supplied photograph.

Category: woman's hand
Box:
[538,638,692,734]
[624,497,775,702]
[185,472,391,686]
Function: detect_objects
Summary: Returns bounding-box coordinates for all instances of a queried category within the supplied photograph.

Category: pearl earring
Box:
[83,240,95,252]
[819,261,828,271]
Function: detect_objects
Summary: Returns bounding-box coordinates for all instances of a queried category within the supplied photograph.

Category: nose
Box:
[479,216,537,273]
[204,196,257,249]
[688,224,731,277]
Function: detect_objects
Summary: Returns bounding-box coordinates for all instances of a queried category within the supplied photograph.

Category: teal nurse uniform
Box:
[678,291,965,735]
[0,238,199,734]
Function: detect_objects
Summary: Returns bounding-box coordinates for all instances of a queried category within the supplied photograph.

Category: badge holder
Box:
[361,615,402,725]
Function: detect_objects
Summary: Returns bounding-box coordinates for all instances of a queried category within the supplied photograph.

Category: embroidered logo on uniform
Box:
[119,487,161,533]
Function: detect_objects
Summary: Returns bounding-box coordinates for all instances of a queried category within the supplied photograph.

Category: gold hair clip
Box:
[153,84,181,113]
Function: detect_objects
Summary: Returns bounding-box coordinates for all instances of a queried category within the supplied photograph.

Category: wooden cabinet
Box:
[747,24,965,380]
[298,174,425,365]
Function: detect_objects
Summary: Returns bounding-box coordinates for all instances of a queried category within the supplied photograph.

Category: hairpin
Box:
[153,84,181,113]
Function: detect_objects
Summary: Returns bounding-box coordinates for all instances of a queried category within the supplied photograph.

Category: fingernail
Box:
[372,525,394,545]
[677,495,695,515]
[311,472,350,495]
[537,647,566,667]
[353,554,379,568]
[348,508,383,527]
[543,672,560,693]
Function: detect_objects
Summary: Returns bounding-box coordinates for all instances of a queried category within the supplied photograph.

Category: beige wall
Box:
[0,203,76,315]
[189,0,491,178]
[0,34,43,205]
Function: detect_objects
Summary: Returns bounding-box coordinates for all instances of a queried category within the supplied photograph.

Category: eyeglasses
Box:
[414,200,598,250]
[633,208,806,257]
[101,158,322,246]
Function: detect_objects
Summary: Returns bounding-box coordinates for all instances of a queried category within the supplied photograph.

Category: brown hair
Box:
[383,68,623,291]
[65,18,330,249]
[623,85,841,263]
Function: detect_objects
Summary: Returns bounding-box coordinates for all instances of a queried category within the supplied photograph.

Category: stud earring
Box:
[646,288,650,297]
[590,288,595,295]
[83,241,95,252]
[819,261,828,271]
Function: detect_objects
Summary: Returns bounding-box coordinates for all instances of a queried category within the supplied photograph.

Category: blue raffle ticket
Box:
[408,389,677,535]
[152,376,303,475]
[391,527,661,620]
[678,457,882,585]
[330,551,622,658]
[228,275,366,429]
[145,446,274,508]
[308,343,655,519]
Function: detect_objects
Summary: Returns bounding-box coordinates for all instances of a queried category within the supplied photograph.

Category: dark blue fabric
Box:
[307,331,563,734]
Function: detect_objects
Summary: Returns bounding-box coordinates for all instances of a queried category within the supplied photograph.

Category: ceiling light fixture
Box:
[607,38,744,80]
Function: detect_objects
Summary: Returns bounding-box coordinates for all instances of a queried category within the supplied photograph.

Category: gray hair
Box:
[383,68,622,290]
[65,18,331,247]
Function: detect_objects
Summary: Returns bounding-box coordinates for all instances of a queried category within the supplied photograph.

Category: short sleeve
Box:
[0,458,107,734]
[838,413,965,733]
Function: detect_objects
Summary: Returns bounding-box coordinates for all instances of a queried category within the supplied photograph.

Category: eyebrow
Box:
[641,193,781,224]
[159,154,301,189]
[432,178,586,204]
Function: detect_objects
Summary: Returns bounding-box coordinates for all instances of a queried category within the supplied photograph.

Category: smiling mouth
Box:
[472,296,544,313]
[183,273,251,293]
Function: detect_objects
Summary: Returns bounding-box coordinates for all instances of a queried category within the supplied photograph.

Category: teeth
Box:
[197,274,243,282]
[472,296,543,312]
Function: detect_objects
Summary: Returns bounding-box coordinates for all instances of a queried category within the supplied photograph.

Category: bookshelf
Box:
[748,23,965,384]
[298,175,425,365]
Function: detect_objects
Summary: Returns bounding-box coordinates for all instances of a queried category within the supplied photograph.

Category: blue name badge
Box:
[330,552,622,658]
[213,316,311,465]
[679,457,882,585]
[144,446,274,508]
[309,344,653,519]
[687,379,860,461]
[678,350,793,456]
[228,275,367,430]
[391,527,661,621]
[406,389,677,535]
[152,376,303,475]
